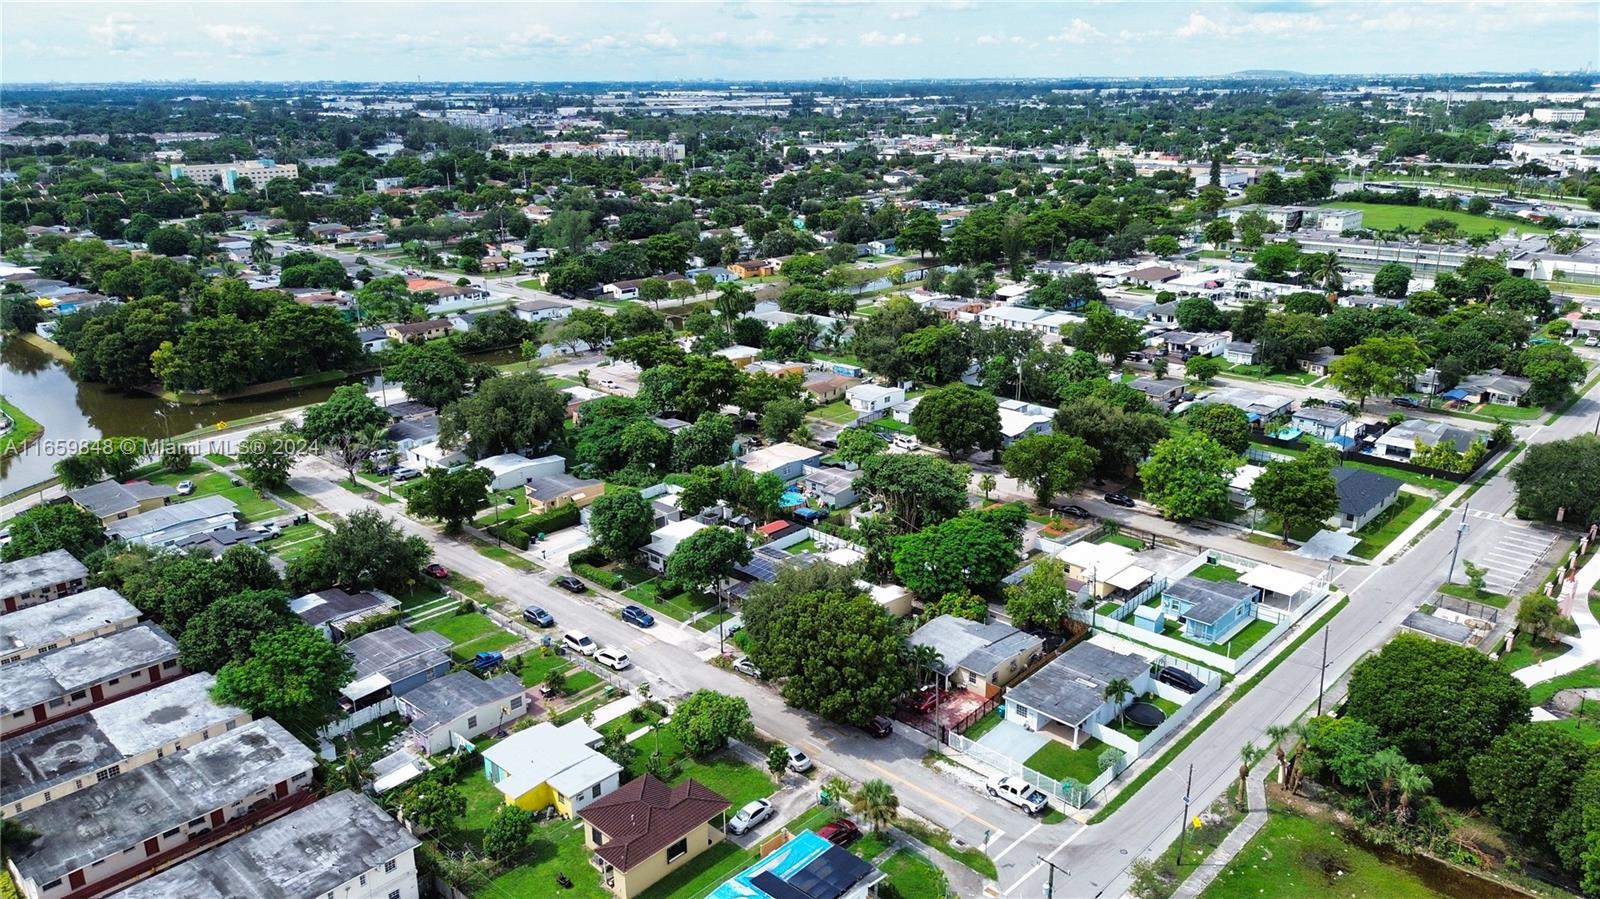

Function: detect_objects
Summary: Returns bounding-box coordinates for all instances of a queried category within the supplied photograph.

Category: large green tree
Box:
[236,426,305,491]
[384,340,476,410]
[406,465,492,532]
[1074,301,1145,366]
[177,589,297,672]
[909,384,1001,460]
[1004,558,1071,631]
[1509,435,1600,523]
[0,503,105,561]
[858,453,969,533]
[1520,342,1586,406]
[1251,452,1338,540]
[670,689,755,756]
[587,489,655,561]
[438,372,566,459]
[1138,432,1240,521]
[892,512,1020,599]
[300,384,391,482]
[666,526,753,605]
[285,508,430,594]
[1002,433,1098,505]
[1469,723,1596,846]
[1327,335,1428,410]
[212,623,355,733]
[1053,395,1169,478]
[1184,403,1251,454]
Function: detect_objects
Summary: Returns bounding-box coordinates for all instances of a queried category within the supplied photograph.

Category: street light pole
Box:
[1446,504,1470,585]
[1173,764,1195,867]
[1036,855,1070,899]
[1315,626,1330,716]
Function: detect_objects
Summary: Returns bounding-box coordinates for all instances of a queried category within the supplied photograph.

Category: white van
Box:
[562,631,597,656]
[892,433,920,451]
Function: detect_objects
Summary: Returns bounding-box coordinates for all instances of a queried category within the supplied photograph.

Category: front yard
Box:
[414,610,519,660]
[1351,493,1432,559]
[145,469,282,521]
[623,576,721,622]
[1190,563,1243,582]
[1025,737,1108,785]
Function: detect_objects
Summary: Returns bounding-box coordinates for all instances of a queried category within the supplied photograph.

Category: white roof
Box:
[740,442,820,474]
[847,384,901,400]
[1106,564,1155,591]
[477,452,535,474]
[341,673,392,701]
[1056,540,1138,577]
[715,344,761,359]
[652,519,709,543]
[481,721,619,799]
[1230,465,1265,491]
[996,284,1032,299]
[1239,564,1315,597]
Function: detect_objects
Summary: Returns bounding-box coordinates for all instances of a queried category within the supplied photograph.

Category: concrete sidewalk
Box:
[1171,771,1269,899]
[1517,547,1600,686]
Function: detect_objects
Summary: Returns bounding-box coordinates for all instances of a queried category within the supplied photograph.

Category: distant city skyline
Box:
[2,1,1596,84]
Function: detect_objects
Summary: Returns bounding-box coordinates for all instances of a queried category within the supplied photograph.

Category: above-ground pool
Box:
[780,490,805,507]
[1124,701,1167,728]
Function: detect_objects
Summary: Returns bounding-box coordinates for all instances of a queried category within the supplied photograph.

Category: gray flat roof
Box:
[0,623,179,715]
[8,719,314,886]
[347,626,453,681]
[0,587,138,654]
[908,616,1041,677]
[402,671,524,735]
[526,473,602,500]
[1006,642,1151,727]
[110,790,419,899]
[66,480,176,518]
[290,588,397,628]
[105,495,239,542]
[0,674,243,806]
[0,549,88,600]
[1165,577,1260,627]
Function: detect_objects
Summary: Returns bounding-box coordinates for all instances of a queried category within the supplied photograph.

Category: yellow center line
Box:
[860,758,1004,832]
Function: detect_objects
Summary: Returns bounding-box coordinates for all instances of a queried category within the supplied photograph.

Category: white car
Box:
[785,747,813,774]
[892,433,919,451]
[596,648,631,671]
[986,775,1049,815]
[563,631,597,656]
[176,480,195,495]
[732,657,763,679]
[727,798,774,835]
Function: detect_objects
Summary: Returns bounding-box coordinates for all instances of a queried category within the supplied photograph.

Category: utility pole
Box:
[1315,626,1330,716]
[1173,764,1195,867]
[1446,504,1470,584]
[1036,855,1070,899]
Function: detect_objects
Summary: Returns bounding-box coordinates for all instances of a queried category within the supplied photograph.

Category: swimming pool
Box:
[780,490,805,507]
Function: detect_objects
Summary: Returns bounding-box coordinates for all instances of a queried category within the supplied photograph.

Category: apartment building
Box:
[1,588,140,665]
[0,624,182,738]
[0,550,89,615]
[168,159,299,192]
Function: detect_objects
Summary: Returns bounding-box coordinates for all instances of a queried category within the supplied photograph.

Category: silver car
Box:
[727,798,774,835]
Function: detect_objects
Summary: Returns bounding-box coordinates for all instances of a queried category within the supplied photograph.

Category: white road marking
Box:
[991,823,1042,862]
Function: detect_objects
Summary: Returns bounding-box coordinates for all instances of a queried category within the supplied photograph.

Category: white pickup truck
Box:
[986,775,1049,815]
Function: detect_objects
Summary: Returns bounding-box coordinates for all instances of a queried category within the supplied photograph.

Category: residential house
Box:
[686,266,736,283]
[1299,346,1341,377]
[481,721,622,817]
[386,414,440,453]
[514,297,572,323]
[169,527,268,559]
[0,550,89,615]
[289,588,400,642]
[707,829,884,899]
[1331,468,1402,531]
[308,223,352,240]
[3,719,315,899]
[1160,330,1228,359]
[1338,293,1406,310]
[480,255,510,272]
[341,626,453,713]
[398,671,527,754]
[525,473,605,515]
[0,623,182,738]
[997,399,1056,445]
[643,520,711,572]
[1,587,139,666]
[866,238,897,255]
[579,775,732,899]
[1228,464,1265,511]
[1148,300,1181,326]
[476,452,565,492]
[1223,341,1258,366]
[66,480,177,525]
[994,283,1033,304]
[408,439,468,470]
[1452,369,1533,407]
[846,384,905,419]
[727,260,775,279]
[1160,577,1262,645]
[0,674,247,819]
[1124,265,1181,287]
[1053,541,1154,600]
[1290,406,1351,441]
[110,791,421,899]
[1130,378,1186,409]
[798,465,862,509]
[737,442,823,483]
[105,496,241,548]
[803,373,859,403]
[356,326,391,352]
[909,616,1044,697]
[385,319,452,343]
[1374,418,1483,461]
[351,232,390,250]
[1200,387,1295,424]
[1004,641,1154,748]
[714,344,761,368]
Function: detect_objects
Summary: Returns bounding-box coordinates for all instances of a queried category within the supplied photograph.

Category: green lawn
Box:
[480,816,610,899]
[624,579,719,622]
[475,542,541,571]
[1190,563,1243,582]
[674,754,777,811]
[1529,664,1600,706]
[1200,806,1451,899]
[893,816,997,878]
[635,842,748,899]
[1320,200,1551,236]
[878,850,948,899]
[1025,738,1107,785]
[1097,532,1146,551]
[203,452,233,466]
[1160,617,1278,660]
[1547,714,1600,745]
[1351,493,1433,559]
[1257,444,1459,494]
[1498,632,1573,672]
[1435,582,1511,609]
[963,711,1003,741]
[785,537,820,554]
[851,830,893,862]
[518,652,573,687]
[414,611,519,659]
[809,400,860,425]
[0,397,43,459]
[1106,693,1185,742]
[145,469,282,521]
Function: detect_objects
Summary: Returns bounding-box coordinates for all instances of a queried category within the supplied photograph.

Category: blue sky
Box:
[3,1,1596,83]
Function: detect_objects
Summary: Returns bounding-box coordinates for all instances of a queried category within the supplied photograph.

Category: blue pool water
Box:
[780,490,805,507]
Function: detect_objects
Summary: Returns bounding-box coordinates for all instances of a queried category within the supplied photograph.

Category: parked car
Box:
[727,799,774,835]
[1103,492,1136,508]
[620,605,656,628]
[522,605,554,627]
[596,648,631,671]
[372,461,396,475]
[816,818,860,847]
[1390,396,1419,409]
[907,687,940,715]
[863,715,893,738]
[892,433,919,451]
[471,651,505,672]
[785,747,813,773]
[563,631,597,656]
[1052,504,1092,519]
[423,563,450,578]
[556,576,587,593]
[986,776,1049,815]
[732,657,763,679]
[252,521,280,540]
[176,479,195,496]
[392,466,422,482]
[1158,665,1205,694]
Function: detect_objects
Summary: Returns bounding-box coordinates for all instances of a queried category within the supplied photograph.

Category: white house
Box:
[846,384,905,417]
[997,399,1055,445]
[476,453,566,492]
[736,442,823,482]
[399,671,527,755]
[643,519,711,571]
[513,298,572,323]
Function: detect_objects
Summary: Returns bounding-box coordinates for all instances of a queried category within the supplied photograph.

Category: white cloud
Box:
[976,33,1003,45]
[90,14,154,52]
[1175,13,1228,38]
[860,30,921,46]
[641,27,679,48]
[793,34,831,50]
[1047,18,1104,43]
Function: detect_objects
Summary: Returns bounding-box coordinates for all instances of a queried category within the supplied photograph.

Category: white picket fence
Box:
[318,697,398,740]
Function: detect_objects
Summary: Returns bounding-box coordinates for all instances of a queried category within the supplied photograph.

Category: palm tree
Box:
[715,284,749,323]
[1104,678,1134,727]
[824,319,850,353]
[978,473,997,501]
[793,315,822,351]
[249,234,272,273]
[1238,742,1268,805]
[1393,761,1432,824]
[1264,724,1292,784]
[908,643,943,689]
[857,779,899,832]
[1315,251,1343,293]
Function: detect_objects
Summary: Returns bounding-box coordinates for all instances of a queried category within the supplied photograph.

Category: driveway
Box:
[977,719,1049,765]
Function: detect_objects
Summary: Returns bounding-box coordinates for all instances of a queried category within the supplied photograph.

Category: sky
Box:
[2,1,1596,84]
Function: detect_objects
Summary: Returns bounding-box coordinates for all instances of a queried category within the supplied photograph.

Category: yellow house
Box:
[1055,540,1154,600]
[481,721,622,817]
[579,775,731,899]
[525,473,606,516]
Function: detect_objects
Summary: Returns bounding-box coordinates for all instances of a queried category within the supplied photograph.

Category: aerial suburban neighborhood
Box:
[0,3,1599,899]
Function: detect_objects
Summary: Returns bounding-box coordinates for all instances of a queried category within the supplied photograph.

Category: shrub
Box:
[568,546,609,568]
[573,563,625,590]
[521,503,580,535]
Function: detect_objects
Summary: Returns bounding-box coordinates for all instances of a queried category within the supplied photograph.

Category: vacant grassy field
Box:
[1201,806,1450,899]
[1321,201,1552,236]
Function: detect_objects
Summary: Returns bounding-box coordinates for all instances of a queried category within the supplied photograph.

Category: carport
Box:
[1239,564,1316,613]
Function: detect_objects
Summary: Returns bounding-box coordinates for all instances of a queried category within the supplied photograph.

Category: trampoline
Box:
[1124,701,1167,728]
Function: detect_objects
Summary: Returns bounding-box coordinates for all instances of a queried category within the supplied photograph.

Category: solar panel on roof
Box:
[781,845,876,899]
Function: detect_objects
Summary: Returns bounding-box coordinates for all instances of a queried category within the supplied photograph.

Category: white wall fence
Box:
[1090,668,1224,759]
[319,697,399,740]
[1092,612,1290,675]
[947,731,1098,809]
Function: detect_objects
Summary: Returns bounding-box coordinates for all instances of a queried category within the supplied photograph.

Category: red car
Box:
[907,687,940,715]
[423,563,450,578]
[817,818,861,847]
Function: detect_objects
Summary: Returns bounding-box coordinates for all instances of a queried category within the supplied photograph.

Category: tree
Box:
[858,453,969,533]
[760,398,808,443]
[1148,235,1181,257]
[1138,433,1240,521]
[1510,435,1600,522]
[898,209,944,259]
[146,225,193,257]
[922,591,988,622]
[1469,723,1595,845]
[1002,433,1098,505]
[1075,302,1145,366]
[1552,756,1600,893]
[236,426,304,491]
[0,503,104,561]
[893,512,1020,599]
[1238,742,1268,804]
[673,413,736,471]
[384,340,474,409]
[1,294,43,333]
[836,428,888,467]
[438,373,566,459]
[1005,558,1070,631]
[301,384,391,482]
[53,452,102,490]
[1516,593,1575,644]
[1491,277,1554,318]
[587,489,655,560]
[857,780,899,832]
[1252,452,1338,540]
[1327,335,1428,410]
[666,527,752,609]
[1372,263,1412,299]
[978,472,997,501]
[398,773,467,837]
[1521,342,1586,406]
[212,623,355,733]
[1344,632,1530,797]
[671,689,754,756]
[767,744,791,783]
[909,385,1001,460]
[1053,395,1170,478]
[1185,355,1223,384]
[1184,403,1251,454]
[285,508,430,594]
[1203,217,1234,248]
[406,465,492,532]
[353,276,415,323]
[177,589,296,672]
[1176,297,1229,332]
[1105,677,1134,726]
[483,806,533,860]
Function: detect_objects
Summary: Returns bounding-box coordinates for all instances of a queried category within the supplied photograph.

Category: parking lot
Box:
[1464,510,1559,595]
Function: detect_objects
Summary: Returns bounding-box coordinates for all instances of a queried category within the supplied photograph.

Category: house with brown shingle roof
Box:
[579,774,731,899]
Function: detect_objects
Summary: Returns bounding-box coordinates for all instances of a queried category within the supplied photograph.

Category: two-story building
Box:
[845,384,905,421]
[580,775,731,899]
[0,588,140,665]
[1,623,182,738]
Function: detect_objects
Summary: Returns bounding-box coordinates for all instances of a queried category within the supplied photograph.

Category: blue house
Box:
[1161,576,1261,644]
[341,625,453,712]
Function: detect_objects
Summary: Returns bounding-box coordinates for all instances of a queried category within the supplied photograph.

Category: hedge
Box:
[573,563,627,590]
[568,546,610,568]
[522,503,580,535]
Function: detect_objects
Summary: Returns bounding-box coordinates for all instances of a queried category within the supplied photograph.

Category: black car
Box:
[556,576,587,593]
[864,715,893,738]
[1158,665,1205,694]
[1390,396,1419,409]
[522,605,554,627]
[1053,504,1092,519]
[1104,492,1136,508]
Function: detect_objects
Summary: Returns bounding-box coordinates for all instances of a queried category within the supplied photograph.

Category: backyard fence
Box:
[946,731,1097,809]
[318,697,398,741]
